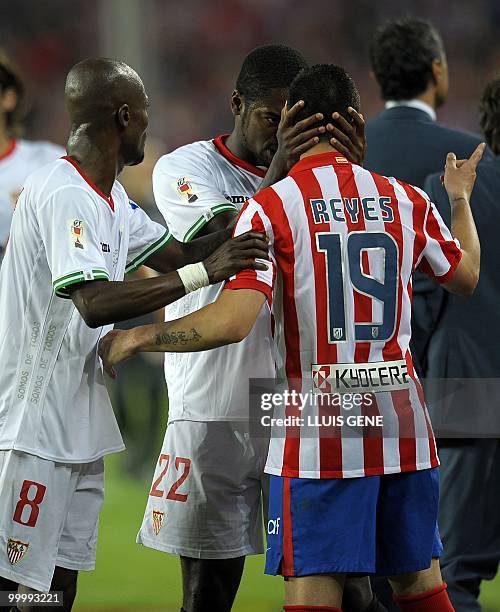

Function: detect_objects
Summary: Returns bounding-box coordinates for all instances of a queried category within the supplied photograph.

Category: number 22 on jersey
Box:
[150,453,191,502]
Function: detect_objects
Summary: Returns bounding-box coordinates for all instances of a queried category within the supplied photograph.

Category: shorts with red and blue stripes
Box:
[264,467,442,577]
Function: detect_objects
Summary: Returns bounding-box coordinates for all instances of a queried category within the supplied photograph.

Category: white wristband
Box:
[177,262,210,294]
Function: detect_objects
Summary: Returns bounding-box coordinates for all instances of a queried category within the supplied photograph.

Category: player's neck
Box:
[66,130,120,196]
[300,142,343,159]
[225,130,259,166]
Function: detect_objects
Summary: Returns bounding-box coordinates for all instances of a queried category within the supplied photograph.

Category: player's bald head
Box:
[65,58,145,126]
[65,58,149,167]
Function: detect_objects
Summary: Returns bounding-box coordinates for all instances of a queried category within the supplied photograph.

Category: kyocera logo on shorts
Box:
[267,517,281,535]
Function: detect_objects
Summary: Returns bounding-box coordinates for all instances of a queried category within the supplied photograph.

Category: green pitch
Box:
[74,454,281,611]
[73,454,499,612]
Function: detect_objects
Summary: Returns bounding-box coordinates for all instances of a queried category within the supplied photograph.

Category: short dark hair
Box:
[480,77,500,154]
[288,64,360,129]
[370,18,444,100]
[0,50,25,136]
[236,44,308,104]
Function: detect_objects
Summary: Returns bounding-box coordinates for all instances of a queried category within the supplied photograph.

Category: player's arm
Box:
[261,101,366,189]
[441,143,484,295]
[143,225,231,273]
[69,231,268,328]
[98,289,266,378]
[143,214,238,273]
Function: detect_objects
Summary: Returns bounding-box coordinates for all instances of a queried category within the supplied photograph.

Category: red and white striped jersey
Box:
[225,152,462,478]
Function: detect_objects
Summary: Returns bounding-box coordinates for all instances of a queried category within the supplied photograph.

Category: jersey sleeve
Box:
[37,186,111,298]
[152,150,239,242]
[416,194,462,284]
[125,200,171,274]
[224,197,276,305]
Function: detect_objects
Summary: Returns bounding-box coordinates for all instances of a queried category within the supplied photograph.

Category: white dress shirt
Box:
[385,99,436,121]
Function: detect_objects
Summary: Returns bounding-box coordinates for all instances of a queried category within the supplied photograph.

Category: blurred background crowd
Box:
[1,1,499,609]
[2,0,500,208]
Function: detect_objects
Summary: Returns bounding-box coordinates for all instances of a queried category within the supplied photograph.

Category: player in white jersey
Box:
[126,45,372,612]
[100,65,482,612]
[0,52,64,259]
[0,58,268,610]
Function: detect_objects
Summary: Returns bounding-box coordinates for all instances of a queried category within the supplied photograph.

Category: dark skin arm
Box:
[194,211,237,239]
[69,230,268,328]
[144,226,231,273]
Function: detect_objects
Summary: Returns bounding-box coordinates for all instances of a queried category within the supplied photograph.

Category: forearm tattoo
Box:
[155,327,202,346]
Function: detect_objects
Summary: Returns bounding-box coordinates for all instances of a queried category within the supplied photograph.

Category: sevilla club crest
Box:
[7,538,29,565]
[152,510,165,535]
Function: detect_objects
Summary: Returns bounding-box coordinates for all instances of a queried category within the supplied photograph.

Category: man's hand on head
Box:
[326,108,366,166]
[263,99,326,186]
[263,103,367,189]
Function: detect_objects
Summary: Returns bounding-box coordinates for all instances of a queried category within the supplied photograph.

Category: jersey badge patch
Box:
[152,510,165,535]
[174,178,198,203]
[7,538,29,565]
[69,219,85,249]
[312,365,333,394]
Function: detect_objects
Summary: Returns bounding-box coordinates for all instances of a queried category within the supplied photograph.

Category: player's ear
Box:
[116,104,130,128]
[0,86,18,113]
[231,90,244,117]
[431,58,443,85]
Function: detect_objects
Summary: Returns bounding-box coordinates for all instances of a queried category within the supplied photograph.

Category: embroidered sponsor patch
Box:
[173,178,198,203]
[69,219,85,249]
[312,359,410,394]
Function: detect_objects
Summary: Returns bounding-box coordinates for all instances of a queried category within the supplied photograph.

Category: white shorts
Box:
[0,450,104,593]
[137,421,269,559]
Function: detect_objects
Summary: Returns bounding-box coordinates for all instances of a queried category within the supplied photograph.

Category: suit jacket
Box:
[425,160,500,378]
[365,106,490,376]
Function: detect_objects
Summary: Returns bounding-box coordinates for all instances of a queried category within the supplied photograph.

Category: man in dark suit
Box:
[364,19,492,611]
[365,17,490,377]
[423,78,500,611]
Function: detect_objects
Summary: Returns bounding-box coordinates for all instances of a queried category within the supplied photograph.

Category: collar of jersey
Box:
[288,151,350,176]
[213,135,266,178]
[62,156,115,212]
[0,139,17,163]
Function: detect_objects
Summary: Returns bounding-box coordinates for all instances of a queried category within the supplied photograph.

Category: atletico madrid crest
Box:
[7,538,29,565]
[152,510,165,535]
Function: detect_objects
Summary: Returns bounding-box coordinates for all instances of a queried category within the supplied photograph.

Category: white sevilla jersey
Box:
[153,135,275,422]
[0,157,170,462]
[226,152,462,478]
[0,139,65,255]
